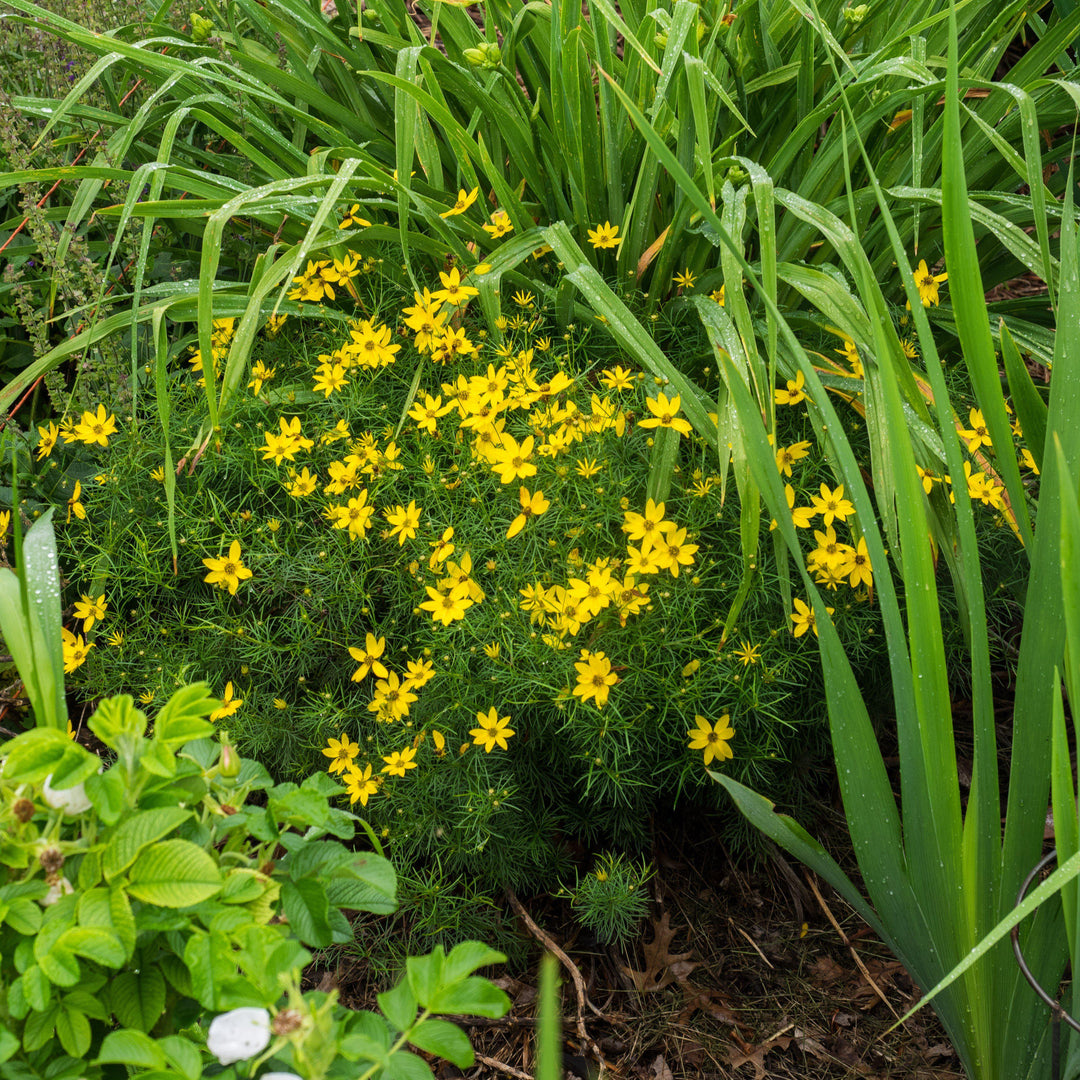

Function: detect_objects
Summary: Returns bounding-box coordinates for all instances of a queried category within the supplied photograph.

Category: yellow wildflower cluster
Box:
[287,253,371,305]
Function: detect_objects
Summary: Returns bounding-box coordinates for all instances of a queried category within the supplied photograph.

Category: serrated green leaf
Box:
[221,868,268,904]
[406,947,445,1008]
[141,738,177,778]
[57,926,126,968]
[22,1004,58,1052]
[36,944,80,987]
[61,989,108,1022]
[127,840,222,907]
[409,1018,474,1066]
[76,848,102,891]
[443,942,507,983]
[158,1035,203,1080]
[378,977,418,1032]
[281,877,332,947]
[385,1048,435,1080]
[183,929,232,1008]
[0,728,84,786]
[154,682,216,747]
[110,968,166,1032]
[55,1004,91,1058]
[87,695,148,746]
[85,768,127,825]
[96,1028,168,1068]
[0,1024,18,1063]
[5,897,42,936]
[428,977,510,1018]
[103,808,193,881]
[324,852,397,915]
[22,966,50,1012]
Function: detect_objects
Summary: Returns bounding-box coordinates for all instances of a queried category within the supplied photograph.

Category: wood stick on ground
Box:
[505,889,606,1070]
[476,1053,534,1080]
[804,872,901,1021]
[729,918,774,969]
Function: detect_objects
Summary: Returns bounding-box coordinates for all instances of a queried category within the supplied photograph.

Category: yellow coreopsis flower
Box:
[209,681,243,721]
[349,633,389,681]
[587,221,622,250]
[385,500,422,545]
[774,370,808,406]
[36,422,60,460]
[343,763,380,806]
[61,628,94,674]
[70,404,118,448]
[202,540,253,596]
[957,408,993,454]
[380,746,419,777]
[431,267,479,307]
[483,210,514,238]
[810,483,855,528]
[838,537,874,591]
[507,487,550,539]
[489,434,537,484]
[913,259,948,307]
[637,392,692,437]
[440,187,479,219]
[72,593,107,633]
[322,734,361,775]
[419,582,474,625]
[66,481,86,524]
[572,649,618,709]
[687,714,734,766]
[469,706,515,752]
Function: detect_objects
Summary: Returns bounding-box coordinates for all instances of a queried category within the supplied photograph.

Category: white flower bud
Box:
[42,775,91,816]
[206,1007,272,1065]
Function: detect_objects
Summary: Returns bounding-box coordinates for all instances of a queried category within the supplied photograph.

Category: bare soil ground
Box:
[330,804,971,1080]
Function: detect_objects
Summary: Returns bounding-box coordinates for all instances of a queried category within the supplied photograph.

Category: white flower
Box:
[42,877,74,906]
[262,1074,304,1079]
[42,774,91,816]
[206,1007,272,1065]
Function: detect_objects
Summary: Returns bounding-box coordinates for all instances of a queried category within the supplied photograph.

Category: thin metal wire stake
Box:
[1012,849,1080,1080]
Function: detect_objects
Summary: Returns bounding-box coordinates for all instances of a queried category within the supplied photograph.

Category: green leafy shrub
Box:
[12,259,946,916]
[0,517,513,1079]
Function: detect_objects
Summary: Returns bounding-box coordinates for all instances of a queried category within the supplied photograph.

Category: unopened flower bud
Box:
[218,733,241,778]
[42,775,91,816]
[190,11,214,41]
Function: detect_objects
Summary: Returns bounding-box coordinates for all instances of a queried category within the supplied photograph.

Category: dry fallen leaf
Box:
[619,912,695,992]
[726,1035,791,1080]
[808,954,846,984]
[649,1054,672,1080]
